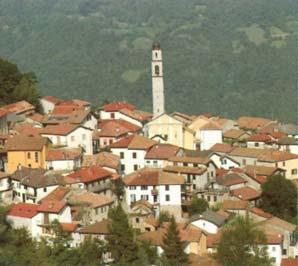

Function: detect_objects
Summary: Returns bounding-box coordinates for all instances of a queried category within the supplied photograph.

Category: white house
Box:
[46,148,82,171]
[0,172,12,204]
[189,210,227,234]
[123,168,184,220]
[277,137,298,155]
[10,167,65,204]
[199,122,223,151]
[40,96,62,114]
[40,123,93,155]
[110,134,157,175]
[209,152,240,169]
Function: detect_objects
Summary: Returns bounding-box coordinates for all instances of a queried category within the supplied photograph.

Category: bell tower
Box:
[152,42,165,117]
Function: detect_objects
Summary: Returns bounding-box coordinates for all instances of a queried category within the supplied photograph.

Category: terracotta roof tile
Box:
[224,129,248,139]
[250,207,273,219]
[0,100,35,115]
[257,150,298,162]
[216,173,246,187]
[5,134,47,151]
[229,147,267,158]
[37,200,66,213]
[124,168,184,186]
[164,165,207,175]
[8,203,39,218]
[110,135,157,150]
[40,123,79,136]
[103,102,135,112]
[65,166,112,184]
[46,148,82,161]
[13,123,41,137]
[42,96,63,104]
[70,192,114,208]
[200,121,222,130]
[230,187,261,201]
[168,156,210,165]
[39,186,70,203]
[281,258,298,266]
[79,219,110,235]
[222,199,249,210]
[210,143,234,153]
[26,112,44,123]
[145,144,180,159]
[247,133,273,142]
[119,108,152,122]
[82,152,120,170]
[60,222,78,232]
[98,120,141,137]
[237,116,273,130]
[243,165,283,177]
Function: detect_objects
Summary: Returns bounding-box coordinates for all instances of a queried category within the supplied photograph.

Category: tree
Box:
[0,58,40,107]
[215,216,274,266]
[188,194,209,216]
[162,216,189,266]
[260,174,297,221]
[106,205,139,265]
[158,210,171,225]
[112,178,124,201]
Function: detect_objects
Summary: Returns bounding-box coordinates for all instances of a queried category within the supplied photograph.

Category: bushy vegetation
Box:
[0,0,296,122]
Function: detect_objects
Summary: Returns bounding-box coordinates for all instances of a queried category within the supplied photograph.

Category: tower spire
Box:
[152,42,165,117]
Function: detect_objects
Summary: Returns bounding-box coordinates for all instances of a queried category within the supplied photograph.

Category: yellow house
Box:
[5,134,49,173]
[144,113,195,149]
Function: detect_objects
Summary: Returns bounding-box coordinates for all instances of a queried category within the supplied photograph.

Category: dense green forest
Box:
[0,0,296,122]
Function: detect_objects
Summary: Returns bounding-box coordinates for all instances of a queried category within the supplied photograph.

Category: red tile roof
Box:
[5,134,47,151]
[79,219,110,235]
[247,133,272,142]
[0,108,7,118]
[110,134,157,150]
[168,156,210,165]
[26,113,44,123]
[230,187,261,201]
[8,203,39,218]
[237,116,273,130]
[103,102,135,112]
[65,166,112,183]
[60,222,78,232]
[39,186,70,203]
[0,100,35,115]
[145,144,180,159]
[222,200,249,210]
[250,207,273,219]
[37,200,66,213]
[98,120,141,137]
[82,152,120,170]
[210,143,234,153]
[224,129,248,139]
[257,150,298,162]
[281,258,298,266]
[40,123,79,136]
[13,123,41,137]
[70,192,114,208]
[46,148,82,161]
[124,168,184,186]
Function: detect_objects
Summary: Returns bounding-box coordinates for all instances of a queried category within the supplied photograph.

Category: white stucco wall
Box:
[200,130,222,151]
[191,219,219,234]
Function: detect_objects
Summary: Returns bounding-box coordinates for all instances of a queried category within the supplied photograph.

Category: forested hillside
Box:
[0,0,296,122]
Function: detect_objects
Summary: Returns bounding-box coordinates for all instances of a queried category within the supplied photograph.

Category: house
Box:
[124,168,184,219]
[68,191,114,224]
[221,199,249,216]
[209,143,235,155]
[227,147,265,166]
[281,258,298,266]
[229,186,261,205]
[198,121,223,151]
[40,123,93,155]
[277,137,298,155]
[145,143,182,168]
[64,166,114,196]
[223,128,251,145]
[129,199,155,232]
[110,134,157,175]
[98,102,151,127]
[97,119,141,148]
[139,223,207,256]
[256,150,298,180]
[144,113,195,149]
[10,167,65,204]
[40,96,63,114]
[42,109,97,130]
[189,210,227,234]
[46,148,82,171]
[209,152,240,169]
[0,172,12,203]
[0,100,35,116]
[25,112,44,127]
[5,134,49,173]
[53,99,91,113]
[236,116,274,132]
[82,152,120,173]
[78,219,110,242]
[6,203,41,238]
[246,133,274,149]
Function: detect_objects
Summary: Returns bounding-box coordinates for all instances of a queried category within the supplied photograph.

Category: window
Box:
[109,139,113,145]
[214,195,217,202]
[164,134,168,140]
[193,164,198,167]
[242,159,246,165]
[95,208,98,215]
[165,195,170,201]
[35,152,39,163]
[141,185,148,190]
[141,195,149,200]
[193,184,196,190]
[282,161,286,167]
[130,186,136,190]
[155,52,158,58]
[192,175,196,181]
[132,152,137,159]
[110,113,115,119]
[211,171,214,177]
[121,164,125,171]
[136,217,140,223]
[130,194,136,202]
[71,136,75,142]
[255,142,259,147]
[43,187,47,193]
[183,162,188,167]
[155,65,160,75]
[272,246,276,252]
[120,152,124,159]
[165,185,169,191]
[207,196,211,202]
[221,159,227,165]
[134,164,138,171]
[27,152,31,159]
[28,164,32,168]
[292,169,297,175]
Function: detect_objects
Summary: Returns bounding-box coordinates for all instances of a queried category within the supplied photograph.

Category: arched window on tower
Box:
[155,52,158,59]
[155,65,160,76]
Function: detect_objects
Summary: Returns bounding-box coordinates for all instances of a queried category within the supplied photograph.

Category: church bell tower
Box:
[152,42,165,117]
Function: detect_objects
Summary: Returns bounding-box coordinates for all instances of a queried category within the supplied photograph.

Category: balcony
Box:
[88,182,111,193]
[151,189,159,195]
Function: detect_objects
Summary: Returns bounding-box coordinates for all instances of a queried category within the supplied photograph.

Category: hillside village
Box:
[0,44,297,266]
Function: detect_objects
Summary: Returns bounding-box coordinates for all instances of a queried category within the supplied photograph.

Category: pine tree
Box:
[106,205,139,265]
[162,216,189,266]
